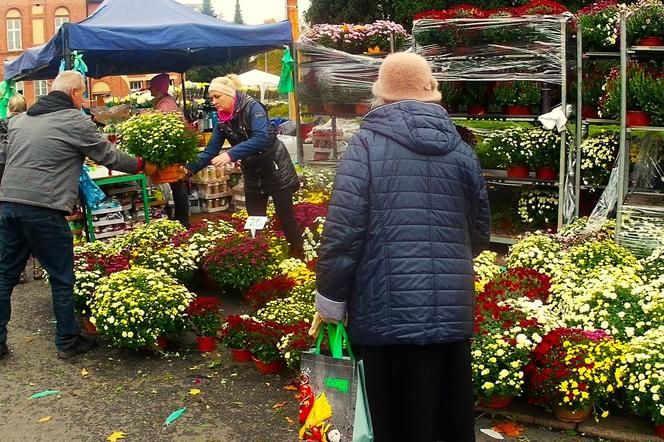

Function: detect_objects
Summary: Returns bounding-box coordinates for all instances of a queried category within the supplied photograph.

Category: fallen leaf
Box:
[38,416,52,423]
[189,389,201,396]
[285,416,295,425]
[24,336,34,342]
[480,428,504,440]
[272,401,287,410]
[107,431,126,441]
[492,421,523,438]
[80,368,89,378]
[284,385,298,391]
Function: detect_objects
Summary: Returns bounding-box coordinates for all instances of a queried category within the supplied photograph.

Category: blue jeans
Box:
[0,202,80,350]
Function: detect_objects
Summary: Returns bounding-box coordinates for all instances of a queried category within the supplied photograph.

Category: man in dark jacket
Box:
[314,53,490,441]
[0,70,155,360]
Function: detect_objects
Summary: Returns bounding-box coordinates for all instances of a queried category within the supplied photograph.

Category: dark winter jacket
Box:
[187,92,298,194]
[0,91,142,213]
[315,100,491,346]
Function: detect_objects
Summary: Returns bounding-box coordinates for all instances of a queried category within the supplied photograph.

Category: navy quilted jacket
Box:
[315,100,491,346]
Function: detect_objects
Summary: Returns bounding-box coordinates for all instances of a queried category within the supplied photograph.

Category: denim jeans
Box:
[0,202,80,350]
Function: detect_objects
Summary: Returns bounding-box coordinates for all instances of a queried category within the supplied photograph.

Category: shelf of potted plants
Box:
[614,8,664,251]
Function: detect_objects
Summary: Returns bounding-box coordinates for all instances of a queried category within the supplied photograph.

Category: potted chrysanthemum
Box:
[119,112,199,183]
[88,268,195,350]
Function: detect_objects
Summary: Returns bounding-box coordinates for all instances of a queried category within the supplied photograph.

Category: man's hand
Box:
[143,162,158,176]
[179,165,192,180]
[211,152,232,167]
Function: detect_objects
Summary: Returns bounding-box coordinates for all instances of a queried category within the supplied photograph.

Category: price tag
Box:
[244,216,268,237]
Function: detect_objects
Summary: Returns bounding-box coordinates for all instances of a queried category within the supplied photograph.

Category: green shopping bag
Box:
[299,323,373,442]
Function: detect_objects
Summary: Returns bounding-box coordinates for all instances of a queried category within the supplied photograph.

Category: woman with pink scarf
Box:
[184,75,303,258]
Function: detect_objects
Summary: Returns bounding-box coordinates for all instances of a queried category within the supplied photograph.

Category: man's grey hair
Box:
[51,70,86,94]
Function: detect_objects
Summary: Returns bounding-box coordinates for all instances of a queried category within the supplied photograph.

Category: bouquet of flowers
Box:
[120,112,199,167]
[89,268,195,349]
[246,320,293,364]
[204,234,277,293]
[188,297,222,337]
[244,275,297,311]
[528,128,563,170]
[518,189,559,228]
[507,232,563,277]
[302,218,325,261]
[524,328,626,414]
[600,63,661,120]
[491,81,541,108]
[579,131,619,186]
[638,275,664,327]
[618,326,664,425]
[575,0,621,51]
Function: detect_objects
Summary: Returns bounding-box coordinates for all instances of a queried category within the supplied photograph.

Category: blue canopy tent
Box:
[3,0,293,80]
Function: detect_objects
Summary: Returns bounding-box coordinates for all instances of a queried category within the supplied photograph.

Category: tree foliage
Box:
[234,0,245,24]
[200,0,216,18]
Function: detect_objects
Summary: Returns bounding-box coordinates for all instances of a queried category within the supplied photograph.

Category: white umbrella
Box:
[237,69,280,101]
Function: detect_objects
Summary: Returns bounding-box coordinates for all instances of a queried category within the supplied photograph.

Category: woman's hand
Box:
[211,152,232,167]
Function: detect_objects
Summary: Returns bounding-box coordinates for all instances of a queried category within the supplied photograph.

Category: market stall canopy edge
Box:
[3,0,293,80]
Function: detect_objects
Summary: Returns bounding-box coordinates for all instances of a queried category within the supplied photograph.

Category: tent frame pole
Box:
[181,72,187,120]
[63,23,72,70]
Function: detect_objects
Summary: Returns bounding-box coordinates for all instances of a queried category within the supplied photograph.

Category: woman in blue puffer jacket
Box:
[313,53,491,442]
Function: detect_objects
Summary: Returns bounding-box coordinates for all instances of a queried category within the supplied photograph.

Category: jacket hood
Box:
[361,100,461,156]
[27,91,76,116]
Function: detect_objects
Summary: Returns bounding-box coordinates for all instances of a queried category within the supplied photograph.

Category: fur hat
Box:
[372,52,441,103]
[149,73,170,95]
[209,74,241,97]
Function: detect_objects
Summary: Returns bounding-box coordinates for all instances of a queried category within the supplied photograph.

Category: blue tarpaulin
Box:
[4,0,293,80]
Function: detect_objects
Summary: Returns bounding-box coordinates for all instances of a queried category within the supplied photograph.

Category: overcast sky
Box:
[208,0,311,25]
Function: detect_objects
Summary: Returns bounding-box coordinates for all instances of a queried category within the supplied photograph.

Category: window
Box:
[34,80,48,98]
[130,81,143,90]
[54,7,69,32]
[6,10,22,51]
[15,81,24,96]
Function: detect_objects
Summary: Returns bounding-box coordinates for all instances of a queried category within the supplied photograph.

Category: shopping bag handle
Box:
[314,323,355,360]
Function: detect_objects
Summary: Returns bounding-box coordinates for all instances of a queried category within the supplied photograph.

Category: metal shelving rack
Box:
[573,23,621,219]
[614,12,664,253]
[429,16,570,245]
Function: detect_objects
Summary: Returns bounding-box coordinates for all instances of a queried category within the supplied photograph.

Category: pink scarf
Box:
[217,96,237,122]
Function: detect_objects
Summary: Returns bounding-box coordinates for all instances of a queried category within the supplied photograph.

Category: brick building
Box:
[2,0,182,106]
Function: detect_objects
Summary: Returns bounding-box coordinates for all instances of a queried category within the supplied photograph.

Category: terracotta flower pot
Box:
[355,103,371,115]
[553,404,592,423]
[155,336,169,350]
[467,104,487,115]
[478,395,513,409]
[81,317,97,335]
[638,36,664,47]
[252,355,284,374]
[626,110,651,127]
[581,106,599,119]
[655,423,664,439]
[307,104,325,114]
[230,348,253,362]
[507,165,530,178]
[150,164,183,184]
[504,105,532,116]
[196,336,216,352]
[536,167,557,181]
